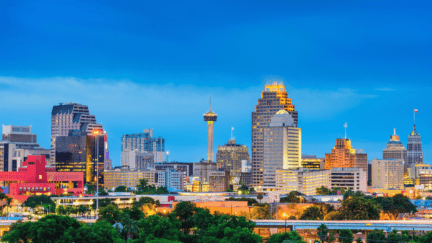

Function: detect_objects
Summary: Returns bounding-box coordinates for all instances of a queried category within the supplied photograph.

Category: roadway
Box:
[253,220,432,231]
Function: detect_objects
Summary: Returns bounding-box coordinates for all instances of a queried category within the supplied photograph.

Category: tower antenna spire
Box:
[231,127,234,140]
[394,128,396,136]
[344,122,348,139]
[210,97,212,112]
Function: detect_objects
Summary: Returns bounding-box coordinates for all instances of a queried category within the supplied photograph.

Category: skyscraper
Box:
[383,129,407,163]
[263,110,301,190]
[204,101,217,162]
[216,139,249,179]
[51,103,103,164]
[371,159,404,189]
[407,125,423,166]
[325,138,367,173]
[252,83,298,188]
[120,129,165,164]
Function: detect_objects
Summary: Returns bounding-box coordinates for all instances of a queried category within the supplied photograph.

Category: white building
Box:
[371,159,404,189]
[330,167,367,192]
[275,168,330,195]
[263,110,301,190]
[121,150,154,170]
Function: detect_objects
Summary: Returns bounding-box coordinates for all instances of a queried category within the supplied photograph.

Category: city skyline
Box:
[1,1,432,166]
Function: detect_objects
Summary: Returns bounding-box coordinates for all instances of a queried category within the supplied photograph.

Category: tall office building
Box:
[55,129,105,186]
[275,168,330,195]
[122,150,154,170]
[330,167,367,192]
[0,125,50,172]
[51,103,103,164]
[383,129,407,167]
[371,159,404,189]
[263,110,301,190]
[325,138,367,173]
[216,139,249,179]
[121,129,165,164]
[252,83,298,188]
[407,125,423,166]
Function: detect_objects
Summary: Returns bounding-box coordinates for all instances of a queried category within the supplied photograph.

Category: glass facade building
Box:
[407,125,423,166]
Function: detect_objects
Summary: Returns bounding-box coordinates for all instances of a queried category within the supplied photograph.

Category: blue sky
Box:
[1,1,431,166]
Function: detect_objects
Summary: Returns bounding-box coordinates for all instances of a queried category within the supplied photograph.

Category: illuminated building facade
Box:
[55,128,105,187]
[301,155,324,170]
[330,167,367,192]
[51,103,103,164]
[371,159,404,189]
[155,162,194,177]
[252,83,298,188]
[121,129,165,164]
[204,103,217,162]
[263,110,301,190]
[275,168,330,195]
[216,139,249,178]
[325,138,367,173]
[208,170,230,192]
[0,155,84,202]
[383,129,407,168]
[419,169,432,190]
[122,150,155,170]
[104,168,159,189]
[407,125,423,166]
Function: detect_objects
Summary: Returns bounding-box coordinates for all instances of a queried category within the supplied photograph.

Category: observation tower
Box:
[204,99,217,162]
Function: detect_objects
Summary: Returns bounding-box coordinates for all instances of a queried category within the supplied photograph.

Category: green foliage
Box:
[24,215,81,242]
[327,232,336,243]
[99,189,109,196]
[266,231,306,243]
[288,215,297,220]
[122,206,145,221]
[136,178,169,194]
[92,198,115,209]
[281,191,301,203]
[338,229,354,243]
[317,224,329,243]
[98,204,121,225]
[366,230,386,243]
[316,186,331,195]
[250,203,270,219]
[22,195,55,209]
[114,186,128,192]
[137,215,182,242]
[419,231,432,243]
[174,201,200,234]
[62,220,123,243]
[225,197,258,206]
[374,194,417,219]
[1,221,32,243]
[237,184,251,195]
[338,196,380,220]
[355,237,363,243]
[323,211,342,220]
[299,206,323,220]
[257,193,264,203]
[134,196,161,207]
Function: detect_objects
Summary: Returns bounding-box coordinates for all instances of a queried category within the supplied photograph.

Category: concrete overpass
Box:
[253,220,432,232]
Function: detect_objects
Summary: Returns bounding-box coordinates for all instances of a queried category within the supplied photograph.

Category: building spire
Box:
[231,127,234,140]
[394,128,396,136]
[344,122,348,139]
[209,97,212,112]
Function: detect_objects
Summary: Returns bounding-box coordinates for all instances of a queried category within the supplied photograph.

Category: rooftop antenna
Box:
[344,122,348,139]
[210,97,212,112]
[394,128,396,136]
[231,127,234,140]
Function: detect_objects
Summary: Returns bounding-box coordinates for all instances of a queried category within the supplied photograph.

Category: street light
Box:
[92,129,102,219]
[282,213,288,232]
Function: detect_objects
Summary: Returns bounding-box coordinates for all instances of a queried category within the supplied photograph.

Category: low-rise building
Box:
[419,169,432,190]
[330,167,367,192]
[301,155,324,170]
[275,168,330,195]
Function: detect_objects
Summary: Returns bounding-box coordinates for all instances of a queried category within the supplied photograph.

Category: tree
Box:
[57,205,67,215]
[237,184,250,195]
[137,215,182,242]
[1,221,32,243]
[300,206,323,220]
[323,211,342,220]
[134,197,160,208]
[225,197,258,206]
[122,206,144,221]
[317,204,335,217]
[339,197,380,220]
[338,229,354,243]
[327,232,336,243]
[62,219,123,243]
[355,237,363,243]
[266,231,306,243]
[173,201,199,234]
[419,231,432,243]
[316,186,331,195]
[366,230,386,243]
[98,204,121,225]
[281,191,301,203]
[386,230,401,243]
[374,194,417,220]
[120,213,139,240]
[99,189,109,196]
[250,203,270,219]
[22,195,55,209]
[317,224,329,243]
[93,198,114,209]
[28,215,81,242]
[257,193,263,203]
[114,186,128,192]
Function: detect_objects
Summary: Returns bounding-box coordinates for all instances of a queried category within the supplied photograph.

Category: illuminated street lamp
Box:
[282,213,288,232]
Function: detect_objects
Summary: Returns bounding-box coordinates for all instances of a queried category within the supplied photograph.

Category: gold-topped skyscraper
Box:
[204,98,217,162]
[251,82,298,188]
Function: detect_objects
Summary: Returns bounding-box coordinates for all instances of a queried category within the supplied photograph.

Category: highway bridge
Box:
[253,220,432,232]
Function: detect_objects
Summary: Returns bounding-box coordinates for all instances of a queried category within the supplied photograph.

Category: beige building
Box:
[383,130,407,168]
[301,155,324,170]
[216,139,249,179]
[263,110,301,190]
[208,170,230,192]
[252,83,298,188]
[371,159,404,189]
[330,167,367,192]
[419,169,432,190]
[275,168,330,195]
[104,168,161,190]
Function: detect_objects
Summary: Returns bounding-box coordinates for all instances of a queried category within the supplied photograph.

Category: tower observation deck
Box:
[204,99,217,162]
